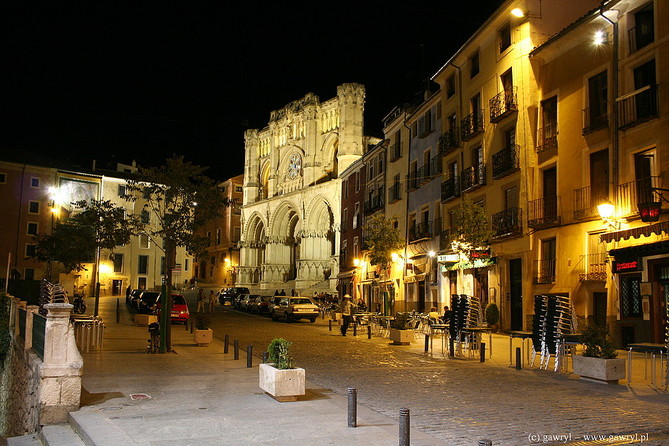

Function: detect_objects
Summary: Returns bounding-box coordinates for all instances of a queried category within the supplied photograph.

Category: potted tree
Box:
[259,338,305,402]
[193,313,213,347]
[389,312,413,345]
[572,326,625,384]
[485,303,499,332]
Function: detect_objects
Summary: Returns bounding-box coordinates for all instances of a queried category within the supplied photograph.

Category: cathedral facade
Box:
[237,83,369,292]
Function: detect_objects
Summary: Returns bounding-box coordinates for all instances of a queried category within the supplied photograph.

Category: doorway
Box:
[112,280,123,296]
[509,258,523,330]
[138,277,147,290]
[417,281,426,313]
[593,292,607,328]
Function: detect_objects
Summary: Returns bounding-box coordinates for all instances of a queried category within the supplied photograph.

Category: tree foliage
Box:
[450,199,493,255]
[362,213,405,270]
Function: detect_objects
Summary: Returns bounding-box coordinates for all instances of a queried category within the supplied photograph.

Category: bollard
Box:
[116,298,120,324]
[234,339,239,360]
[224,335,229,353]
[185,316,188,331]
[347,387,357,428]
[480,343,486,363]
[262,351,268,363]
[367,325,372,339]
[190,319,193,334]
[329,320,332,331]
[353,323,357,337]
[247,345,253,368]
[449,337,455,358]
[516,347,522,370]
[424,334,430,352]
[399,407,410,446]
[479,440,492,446]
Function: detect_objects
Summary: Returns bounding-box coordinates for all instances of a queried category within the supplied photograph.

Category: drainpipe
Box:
[402,114,412,313]
[599,4,619,199]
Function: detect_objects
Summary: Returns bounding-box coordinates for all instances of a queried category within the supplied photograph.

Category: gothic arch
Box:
[321,133,339,175]
[270,201,301,238]
[304,195,335,232]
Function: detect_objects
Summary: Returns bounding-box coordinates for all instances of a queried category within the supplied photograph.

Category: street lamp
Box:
[597,199,621,230]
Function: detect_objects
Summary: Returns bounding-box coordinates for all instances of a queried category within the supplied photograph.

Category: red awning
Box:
[600,221,669,243]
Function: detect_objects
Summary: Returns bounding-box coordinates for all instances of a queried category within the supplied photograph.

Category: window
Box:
[139,234,150,249]
[24,268,35,281]
[539,238,556,283]
[343,179,349,199]
[378,156,384,175]
[355,172,360,192]
[446,74,455,98]
[590,150,609,207]
[369,161,375,180]
[341,240,347,264]
[342,208,348,231]
[28,201,40,214]
[353,203,360,230]
[470,52,480,78]
[140,209,150,224]
[118,185,126,198]
[353,236,359,259]
[436,102,441,120]
[393,131,402,160]
[30,177,40,188]
[235,186,243,192]
[418,110,433,137]
[504,127,516,148]
[206,231,211,246]
[233,227,241,242]
[113,253,123,273]
[25,244,37,258]
[620,274,642,318]
[138,255,149,274]
[586,71,608,132]
[0,173,6,183]
[629,3,654,53]
[184,258,189,271]
[412,121,418,138]
[216,229,221,245]
[27,222,38,235]
[539,96,558,151]
[499,23,511,52]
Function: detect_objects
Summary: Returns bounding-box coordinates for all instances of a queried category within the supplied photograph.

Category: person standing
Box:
[208,290,216,312]
[125,284,132,299]
[197,288,205,313]
[340,295,354,336]
[279,289,286,296]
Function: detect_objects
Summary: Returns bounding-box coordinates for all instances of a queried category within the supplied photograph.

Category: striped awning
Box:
[600,221,669,243]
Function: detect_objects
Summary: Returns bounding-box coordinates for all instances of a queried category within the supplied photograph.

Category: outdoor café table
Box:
[461,327,493,359]
[429,323,449,355]
[508,331,533,367]
[626,343,667,387]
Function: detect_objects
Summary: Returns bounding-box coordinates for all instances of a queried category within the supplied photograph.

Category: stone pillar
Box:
[24,306,39,350]
[39,303,83,424]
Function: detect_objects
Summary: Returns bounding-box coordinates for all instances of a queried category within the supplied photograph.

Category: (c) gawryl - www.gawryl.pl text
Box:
[527,432,651,444]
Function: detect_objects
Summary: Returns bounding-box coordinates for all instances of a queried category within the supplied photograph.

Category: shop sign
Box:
[438,254,459,263]
[638,201,661,223]
[612,259,641,273]
[469,249,491,259]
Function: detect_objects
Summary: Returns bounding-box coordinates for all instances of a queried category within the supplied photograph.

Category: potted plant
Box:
[193,313,213,347]
[259,338,305,402]
[485,303,499,331]
[572,326,625,384]
[389,312,413,345]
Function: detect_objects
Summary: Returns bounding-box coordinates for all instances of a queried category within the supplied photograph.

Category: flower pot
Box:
[194,328,213,347]
[259,363,305,402]
[389,328,412,345]
[572,355,626,384]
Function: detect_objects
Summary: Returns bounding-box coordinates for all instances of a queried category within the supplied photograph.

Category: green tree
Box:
[362,213,405,271]
[125,155,229,352]
[451,199,492,258]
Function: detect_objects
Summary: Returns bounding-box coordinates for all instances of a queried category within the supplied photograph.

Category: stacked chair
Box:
[39,278,68,315]
[449,294,483,357]
[530,294,573,371]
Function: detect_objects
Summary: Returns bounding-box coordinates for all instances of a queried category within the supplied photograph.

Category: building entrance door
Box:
[509,258,523,330]
[417,281,426,313]
[112,280,123,295]
[593,292,607,328]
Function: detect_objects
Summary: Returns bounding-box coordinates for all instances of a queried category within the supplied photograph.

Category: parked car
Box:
[239,294,259,312]
[155,294,190,324]
[218,287,250,305]
[271,297,319,323]
[128,289,143,308]
[250,295,274,315]
[137,291,161,314]
[267,296,283,318]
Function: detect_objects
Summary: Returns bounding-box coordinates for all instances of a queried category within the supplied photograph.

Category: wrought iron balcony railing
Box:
[628,25,654,54]
[582,104,608,134]
[461,111,484,141]
[441,177,460,202]
[534,259,556,284]
[409,220,436,242]
[364,192,385,214]
[527,196,561,228]
[617,84,658,130]
[489,87,518,122]
[407,172,420,192]
[460,163,486,192]
[577,253,607,282]
[492,144,519,179]
[616,176,660,217]
[536,123,558,153]
[573,185,602,220]
[491,207,522,239]
[439,128,460,155]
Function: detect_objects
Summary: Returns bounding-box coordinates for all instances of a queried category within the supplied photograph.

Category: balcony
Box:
[430,154,442,177]
[577,253,607,282]
[364,192,385,214]
[439,129,460,155]
[534,259,556,284]
[460,163,486,192]
[573,186,602,220]
[388,183,401,203]
[616,176,660,217]
[628,25,654,54]
[582,105,608,135]
[441,177,460,202]
[617,85,658,130]
[406,172,420,192]
[409,220,436,242]
[491,207,522,239]
[439,229,453,251]
[461,111,484,141]
[489,87,517,122]
[492,144,519,179]
[536,124,558,153]
[527,196,561,228]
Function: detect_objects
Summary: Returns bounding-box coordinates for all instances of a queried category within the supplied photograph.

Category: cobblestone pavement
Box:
[194,296,669,446]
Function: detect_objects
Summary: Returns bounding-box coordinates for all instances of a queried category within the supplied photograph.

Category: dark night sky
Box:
[2,1,505,180]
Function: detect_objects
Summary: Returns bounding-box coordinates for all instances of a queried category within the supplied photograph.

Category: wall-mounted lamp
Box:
[511,8,525,18]
[594,30,608,45]
[597,199,623,230]
[428,250,436,257]
[353,258,360,267]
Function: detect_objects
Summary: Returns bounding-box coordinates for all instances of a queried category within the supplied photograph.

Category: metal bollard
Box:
[449,337,455,358]
[262,351,268,363]
[424,334,430,352]
[480,343,486,363]
[329,320,332,331]
[247,345,253,368]
[399,407,410,446]
[116,298,120,324]
[516,347,522,370]
[347,388,357,428]
[224,335,229,353]
[190,319,193,334]
[479,440,493,446]
[234,339,239,360]
[367,325,372,339]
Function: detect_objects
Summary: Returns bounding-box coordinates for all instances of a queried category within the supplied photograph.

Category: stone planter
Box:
[572,355,626,384]
[259,363,305,402]
[331,312,342,321]
[135,314,158,326]
[194,328,213,347]
[389,328,413,345]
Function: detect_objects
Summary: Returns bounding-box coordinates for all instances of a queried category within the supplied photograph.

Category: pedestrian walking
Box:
[197,288,205,313]
[279,289,286,296]
[208,290,216,312]
[340,295,354,336]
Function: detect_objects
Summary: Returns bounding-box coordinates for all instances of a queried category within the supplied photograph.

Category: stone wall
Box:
[0,338,41,437]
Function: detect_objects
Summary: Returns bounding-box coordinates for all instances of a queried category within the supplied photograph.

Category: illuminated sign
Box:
[612,259,641,273]
[469,249,491,259]
[438,254,459,263]
[638,202,661,222]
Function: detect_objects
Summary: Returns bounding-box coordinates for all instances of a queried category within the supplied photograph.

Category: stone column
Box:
[24,305,39,350]
[39,303,83,424]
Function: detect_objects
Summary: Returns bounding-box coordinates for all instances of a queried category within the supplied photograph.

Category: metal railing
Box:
[534,259,556,284]
[537,124,558,153]
[409,220,436,242]
[491,207,522,238]
[460,163,486,192]
[441,177,460,202]
[527,196,561,228]
[582,105,608,134]
[439,129,460,155]
[461,111,484,141]
[364,192,385,214]
[430,154,442,177]
[72,317,105,353]
[439,229,452,251]
[489,87,517,122]
[628,25,654,54]
[32,313,46,360]
[492,145,519,179]
[573,185,603,220]
[577,253,607,282]
[617,84,658,130]
[388,183,401,203]
[616,176,660,216]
